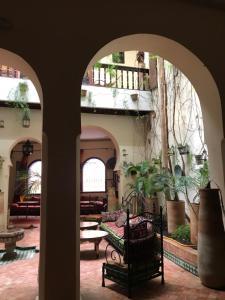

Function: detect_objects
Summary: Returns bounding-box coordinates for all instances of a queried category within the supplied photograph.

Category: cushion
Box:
[123,234,158,264]
[101,209,123,222]
[124,222,148,240]
[115,212,127,227]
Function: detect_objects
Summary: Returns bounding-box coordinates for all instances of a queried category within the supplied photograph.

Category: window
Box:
[112,52,125,64]
[82,158,105,192]
[28,160,42,194]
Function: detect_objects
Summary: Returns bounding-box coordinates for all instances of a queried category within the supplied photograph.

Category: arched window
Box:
[82,158,105,192]
[28,160,42,194]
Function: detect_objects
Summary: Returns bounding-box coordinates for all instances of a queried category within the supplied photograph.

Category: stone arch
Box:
[84,33,224,196]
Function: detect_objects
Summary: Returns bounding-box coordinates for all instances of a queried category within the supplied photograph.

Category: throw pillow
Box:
[101,209,123,222]
[115,211,127,227]
[124,221,148,240]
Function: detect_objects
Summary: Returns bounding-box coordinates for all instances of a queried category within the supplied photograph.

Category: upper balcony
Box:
[81,63,153,113]
[0,61,154,114]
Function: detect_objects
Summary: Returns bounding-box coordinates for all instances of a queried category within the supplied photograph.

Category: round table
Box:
[80,230,108,258]
[0,228,24,260]
[80,221,98,230]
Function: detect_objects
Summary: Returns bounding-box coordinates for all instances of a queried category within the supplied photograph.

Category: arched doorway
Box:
[80,126,120,215]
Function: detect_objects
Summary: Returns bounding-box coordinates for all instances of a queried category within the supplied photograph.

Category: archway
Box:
[0,48,42,230]
[8,138,42,222]
[84,33,224,198]
[80,126,120,212]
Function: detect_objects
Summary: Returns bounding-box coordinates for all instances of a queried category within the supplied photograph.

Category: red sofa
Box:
[80,195,107,214]
[10,195,41,216]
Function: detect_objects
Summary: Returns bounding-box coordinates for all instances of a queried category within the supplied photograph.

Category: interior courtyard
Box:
[1,1,225,300]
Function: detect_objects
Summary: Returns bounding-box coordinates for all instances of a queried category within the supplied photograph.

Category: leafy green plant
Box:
[7,81,30,118]
[191,161,210,203]
[171,224,190,243]
[16,170,41,196]
[123,160,160,198]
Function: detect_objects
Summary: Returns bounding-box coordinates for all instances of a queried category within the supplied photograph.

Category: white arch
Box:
[85,33,224,195]
[0,48,43,106]
[81,125,120,170]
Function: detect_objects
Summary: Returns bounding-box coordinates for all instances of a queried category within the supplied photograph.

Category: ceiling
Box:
[80,127,110,140]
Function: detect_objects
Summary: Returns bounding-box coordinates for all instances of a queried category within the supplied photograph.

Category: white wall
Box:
[0,107,42,226]
[0,107,146,225]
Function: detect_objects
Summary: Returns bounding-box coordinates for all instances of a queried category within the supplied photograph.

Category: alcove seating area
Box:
[80,194,108,215]
[10,194,40,217]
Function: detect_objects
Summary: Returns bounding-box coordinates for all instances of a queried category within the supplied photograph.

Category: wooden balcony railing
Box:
[82,63,150,91]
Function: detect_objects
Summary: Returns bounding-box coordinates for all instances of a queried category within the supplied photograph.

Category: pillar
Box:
[38,75,81,300]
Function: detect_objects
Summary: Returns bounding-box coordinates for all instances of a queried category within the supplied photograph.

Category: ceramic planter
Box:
[195,154,204,165]
[198,188,225,288]
[190,203,199,245]
[177,145,189,155]
[130,93,139,101]
[166,200,185,234]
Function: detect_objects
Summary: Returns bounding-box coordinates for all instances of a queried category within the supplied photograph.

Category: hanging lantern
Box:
[22,140,33,156]
[22,113,30,128]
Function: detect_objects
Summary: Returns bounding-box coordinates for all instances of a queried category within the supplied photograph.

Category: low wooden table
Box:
[80,230,108,258]
[80,221,98,230]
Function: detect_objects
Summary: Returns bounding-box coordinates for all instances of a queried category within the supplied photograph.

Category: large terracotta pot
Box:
[198,188,225,289]
[166,200,185,234]
[190,203,199,245]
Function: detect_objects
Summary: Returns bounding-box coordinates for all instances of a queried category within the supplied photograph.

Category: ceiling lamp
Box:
[22,140,33,156]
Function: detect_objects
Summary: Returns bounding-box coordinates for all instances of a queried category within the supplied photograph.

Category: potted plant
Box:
[154,167,194,234]
[123,160,159,213]
[130,93,139,101]
[188,161,209,244]
[7,81,30,125]
[177,143,189,155]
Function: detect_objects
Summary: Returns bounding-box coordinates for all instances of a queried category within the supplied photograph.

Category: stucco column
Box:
[0,160,10,230]
[38,80,80,300]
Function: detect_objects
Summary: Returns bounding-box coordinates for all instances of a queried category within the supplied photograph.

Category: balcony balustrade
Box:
[83,63,150,91]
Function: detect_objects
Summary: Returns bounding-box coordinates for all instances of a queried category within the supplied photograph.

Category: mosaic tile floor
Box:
[0,217,224,299]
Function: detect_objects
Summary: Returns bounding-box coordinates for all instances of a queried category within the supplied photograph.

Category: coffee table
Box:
[80,221,98,230]
[80,230,108,258]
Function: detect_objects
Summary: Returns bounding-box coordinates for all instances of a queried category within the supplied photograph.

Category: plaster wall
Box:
[81,113,145,166]
[99,50,149,69]
[0,107,42,226]
[0,108,146,224]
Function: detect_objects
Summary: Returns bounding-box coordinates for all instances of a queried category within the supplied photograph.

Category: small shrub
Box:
[171,224,190,244]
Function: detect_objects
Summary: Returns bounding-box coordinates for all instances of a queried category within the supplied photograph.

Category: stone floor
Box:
[0,217,224,299]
